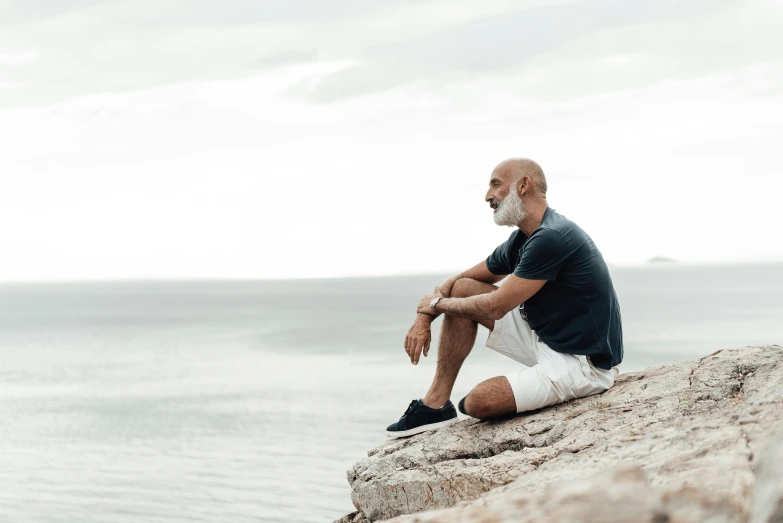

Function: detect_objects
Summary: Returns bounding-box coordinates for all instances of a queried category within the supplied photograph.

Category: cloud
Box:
[291,0,778,103]
[1,56,782,280]
[249,49,319,69]
[0,50,34,90]
[0,1,105,28]
[0,49,38,65]
[0,0,782,279]
[0,0,401,28]
[4,0,778,108]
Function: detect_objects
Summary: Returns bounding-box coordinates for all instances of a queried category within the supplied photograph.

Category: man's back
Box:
[486,207,623,370]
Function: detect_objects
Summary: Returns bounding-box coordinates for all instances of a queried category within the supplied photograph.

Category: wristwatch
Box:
[430,297,443,312]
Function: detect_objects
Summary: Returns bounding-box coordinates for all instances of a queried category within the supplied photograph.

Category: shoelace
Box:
[400,399,419,419]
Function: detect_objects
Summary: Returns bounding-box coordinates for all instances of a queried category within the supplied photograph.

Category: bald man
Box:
[386,158,623,438]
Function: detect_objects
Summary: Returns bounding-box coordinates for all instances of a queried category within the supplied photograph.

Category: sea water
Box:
[1,264,781,522]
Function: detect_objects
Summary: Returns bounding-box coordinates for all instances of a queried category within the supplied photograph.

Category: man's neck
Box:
[518,200,549,237]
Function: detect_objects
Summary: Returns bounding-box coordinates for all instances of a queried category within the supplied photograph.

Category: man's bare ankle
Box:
[422,396,449,409]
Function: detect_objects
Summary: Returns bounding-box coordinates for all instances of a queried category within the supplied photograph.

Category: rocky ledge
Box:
[337,345,783,522]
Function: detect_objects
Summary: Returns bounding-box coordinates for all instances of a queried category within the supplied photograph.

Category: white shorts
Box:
[486,308,620,413]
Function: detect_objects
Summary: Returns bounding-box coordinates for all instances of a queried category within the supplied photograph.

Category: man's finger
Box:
[423,339,430,357]
[413,344,422,365]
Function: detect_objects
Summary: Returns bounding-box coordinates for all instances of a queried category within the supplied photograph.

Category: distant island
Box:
[647,256,677,264]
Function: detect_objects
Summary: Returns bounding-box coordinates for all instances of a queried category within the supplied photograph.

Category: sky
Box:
[1,0,782,280]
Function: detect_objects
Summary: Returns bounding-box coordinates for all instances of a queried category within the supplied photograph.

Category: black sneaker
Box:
[386,399,458,438]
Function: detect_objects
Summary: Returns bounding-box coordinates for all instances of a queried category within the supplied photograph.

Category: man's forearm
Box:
[417,271,465,323]
[435,293,497,322]
[417,311,437,323]
[419,262,502,322]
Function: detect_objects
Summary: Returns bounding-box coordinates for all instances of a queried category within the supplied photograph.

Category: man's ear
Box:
[518,176,529,196]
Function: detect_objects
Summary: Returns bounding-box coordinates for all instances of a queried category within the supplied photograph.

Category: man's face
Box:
[485,170,526,227]
[484,172,511,212]
[485,170,510,212]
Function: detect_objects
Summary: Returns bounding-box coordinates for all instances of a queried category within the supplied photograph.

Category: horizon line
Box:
[1,259,782,285]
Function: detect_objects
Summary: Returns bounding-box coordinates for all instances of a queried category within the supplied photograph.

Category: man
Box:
[386,158,623,438]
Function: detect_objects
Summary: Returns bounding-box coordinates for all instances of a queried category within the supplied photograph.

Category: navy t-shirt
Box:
[486,207,623,370]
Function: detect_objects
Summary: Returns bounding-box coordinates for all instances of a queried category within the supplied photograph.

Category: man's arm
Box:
[416,260,506,325]
[418,274,546,322]
[422,228,575,322]
[437,260,507,298]
[405,260,507,365]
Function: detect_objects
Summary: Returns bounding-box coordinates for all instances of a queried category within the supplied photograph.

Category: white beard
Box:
[493,187,527,227]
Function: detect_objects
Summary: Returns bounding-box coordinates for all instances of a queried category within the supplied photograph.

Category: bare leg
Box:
[462,377,517,418]
[421,278,497,408]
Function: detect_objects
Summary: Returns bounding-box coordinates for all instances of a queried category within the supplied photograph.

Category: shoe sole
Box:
[385,417,458,439]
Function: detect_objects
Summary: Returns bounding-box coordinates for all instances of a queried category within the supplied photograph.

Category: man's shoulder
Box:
[538,208,588,244]
[540,207,576,230]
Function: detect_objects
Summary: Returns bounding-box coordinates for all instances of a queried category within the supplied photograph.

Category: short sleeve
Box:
[513,229,574,281]
[486,235,515,275]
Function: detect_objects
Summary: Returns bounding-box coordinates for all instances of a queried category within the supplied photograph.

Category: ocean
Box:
[1,264,781,522]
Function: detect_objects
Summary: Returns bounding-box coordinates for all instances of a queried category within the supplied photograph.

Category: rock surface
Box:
[337,345,783,522]
[751,425,783,523]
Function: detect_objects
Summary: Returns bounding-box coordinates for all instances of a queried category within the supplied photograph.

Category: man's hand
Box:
[436,274,462,298]
[405,314,433,365]
[417,290,443,316]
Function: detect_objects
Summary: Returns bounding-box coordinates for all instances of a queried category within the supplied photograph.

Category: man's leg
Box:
[421,278,497,409]
[460,377,517,419]
[462,354,616,420]
[460,306,581,420]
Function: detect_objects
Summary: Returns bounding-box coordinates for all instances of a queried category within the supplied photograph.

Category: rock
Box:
[375,464,749,523]
[338,345,783,522]
[334,511,371,523]
[379,465,744,523]
[750,426,783,523]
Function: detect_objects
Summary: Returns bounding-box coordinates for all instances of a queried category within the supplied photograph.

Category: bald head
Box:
[486,157,548,228]
[493,158,547,197]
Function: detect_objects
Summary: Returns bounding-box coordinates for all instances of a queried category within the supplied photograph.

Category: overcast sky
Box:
[1,0,782,280]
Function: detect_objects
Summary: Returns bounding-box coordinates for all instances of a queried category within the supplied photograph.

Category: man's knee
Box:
[450,278,474,298]
[461,393,492,419]
[461,392,507,419]
[451,278,493,298]
[460,378,517,419]
[447,278,497,331]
